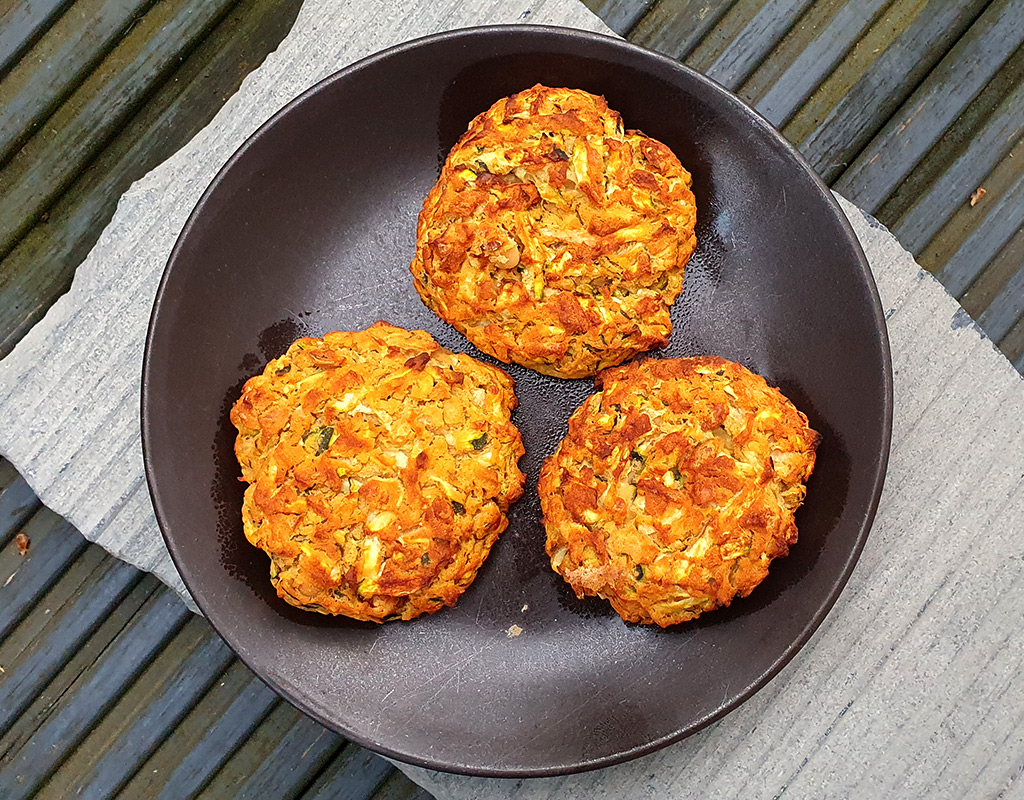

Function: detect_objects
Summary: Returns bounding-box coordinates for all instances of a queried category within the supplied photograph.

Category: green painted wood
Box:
[782,0,987,182]
[0,0,240,262]
[152,677,279,800]
[979,261,1024,343]
[630,0,737,61]
[115,661,277,798]
[923,137,1024,296]
[0,0,158,166]
[836,0,1024,214]
[0,508,87,639]
[580,0,654,35]
[962,227,1024,325]
[0,0,305,357]
[297,743,397,800]
[687,0,816,89]
[1001,314,1024,371]
[0,589,190,799]
[0,573,160,759]
[0,458,39,548]
[884,48,1024,254]
[0,553,140,734]
[42,621,234,800]
[369,773,436,800]
[740,0,892,127]
[0,0,74,78]
[195,705,344,800]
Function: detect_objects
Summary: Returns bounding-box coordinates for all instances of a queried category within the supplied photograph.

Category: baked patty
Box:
[410,85,698,378]
[539,356,818,626]
[229,322,525,622]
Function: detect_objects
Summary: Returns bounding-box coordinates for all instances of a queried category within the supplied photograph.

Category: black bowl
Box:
[142,25,892,777]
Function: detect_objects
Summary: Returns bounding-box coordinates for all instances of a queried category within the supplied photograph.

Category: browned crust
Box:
[229,322,526,622]
[410,85,698,378]
[539,356,819,626]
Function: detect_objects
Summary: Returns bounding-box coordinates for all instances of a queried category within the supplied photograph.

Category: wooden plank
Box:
[150,678,279,799]
[740,0,891,127]
[0,553,140,733]
[926,137,1024,296]
[782,0,987,182]
[0,588,190,799]
[297,743,396,800]
[40,620,234,800]
[0,0,241,261]
[978,265,1024,345]
[0,574,160,757]
[0,459,39,548]
[836,0,1024,213]
[1000,314,1024,371]
[0,0,305,357]
[115,662,278,798]
[0,0,158,165]
[686,0,816,90]
[0,508,86,640]
[962,226,1024,330]
[370,773,436,800]
[0,0,74,79]
[580,0,653,35]
[884,49,1024,253]
[196,705,344,800]
[629,0,737,61]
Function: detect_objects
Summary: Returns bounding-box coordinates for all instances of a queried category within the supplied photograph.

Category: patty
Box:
[539,356,818,626]
[229,321,526,622]
[410,85,698,379]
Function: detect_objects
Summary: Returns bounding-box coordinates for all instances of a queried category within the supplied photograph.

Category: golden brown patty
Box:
[410,85,698,379]
[229,322,526,622]
[539,356,818,626]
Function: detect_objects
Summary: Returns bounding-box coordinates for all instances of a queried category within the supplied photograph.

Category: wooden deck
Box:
[0,0,1022,796]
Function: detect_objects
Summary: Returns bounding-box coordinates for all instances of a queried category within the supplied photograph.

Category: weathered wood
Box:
[1000,314,1024,370]
[0,0,305,357]
[686,0,815,90]
[0,458,39,547]
[630,0,736,60]
[0,508,86,639]
[0,0,73,78]
[0,588,190,799]
[0,0,157,165]
[297,743,397,800]
[0,574,160,757]
[369,773,436,800]
[962,226,1024,333]
[0,0,240,261]
[581,0,653,35]
[925,137,1024,296]
[783,0,987,182]
[196,707,344,800]
[117,661,278,797]
[835,0,1024,214]
[42,620,234,800]
[977,263,1024,345]
[740,0,890,127]
[0,553,140,734]
[880,44,1024,253]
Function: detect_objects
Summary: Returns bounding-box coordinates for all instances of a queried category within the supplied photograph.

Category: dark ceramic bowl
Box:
[142,25,892,777]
